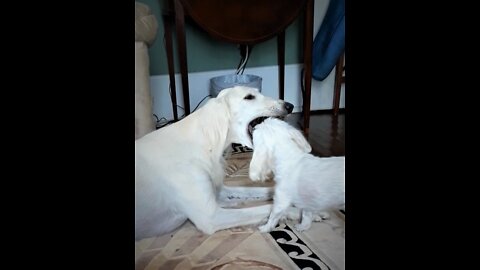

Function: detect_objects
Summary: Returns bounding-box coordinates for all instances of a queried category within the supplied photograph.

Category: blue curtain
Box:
[312,0,345,81]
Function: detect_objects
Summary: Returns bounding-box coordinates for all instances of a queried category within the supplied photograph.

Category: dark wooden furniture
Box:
[163,0,314,134]
[333,51,345,116]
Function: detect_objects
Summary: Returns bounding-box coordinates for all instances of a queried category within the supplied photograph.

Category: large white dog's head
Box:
[216,86,294,148]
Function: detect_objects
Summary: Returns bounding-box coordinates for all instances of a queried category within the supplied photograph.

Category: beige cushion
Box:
[135,2,158,47]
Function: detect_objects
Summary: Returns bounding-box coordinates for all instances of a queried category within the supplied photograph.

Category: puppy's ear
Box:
[288,127,312,153]
[249,135,272,182]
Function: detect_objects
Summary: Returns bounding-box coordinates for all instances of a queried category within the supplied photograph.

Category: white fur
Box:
[249,118,345,232]
[135,86,291,240]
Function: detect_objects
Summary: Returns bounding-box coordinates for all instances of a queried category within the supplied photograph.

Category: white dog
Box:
[135,86,294,240]
[248,118,345,232]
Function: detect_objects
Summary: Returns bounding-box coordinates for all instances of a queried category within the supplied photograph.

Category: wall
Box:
[136,0,345,121]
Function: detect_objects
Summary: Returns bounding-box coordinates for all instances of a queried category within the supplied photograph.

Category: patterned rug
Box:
[135,145,345,270]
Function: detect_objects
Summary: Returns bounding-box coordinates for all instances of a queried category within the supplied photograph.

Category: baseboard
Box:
[310,108,346,115]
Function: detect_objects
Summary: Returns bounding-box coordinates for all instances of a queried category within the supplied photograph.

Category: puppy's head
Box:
[217,86,293,148]
[256,118,312,154]
[249,118,311,181]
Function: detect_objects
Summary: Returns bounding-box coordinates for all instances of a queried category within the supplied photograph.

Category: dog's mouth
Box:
[247,116,285,139]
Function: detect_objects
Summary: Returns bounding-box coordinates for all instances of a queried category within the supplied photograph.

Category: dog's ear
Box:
[288,127,312,153]
[249,131,273,182]
[249,143,271,182]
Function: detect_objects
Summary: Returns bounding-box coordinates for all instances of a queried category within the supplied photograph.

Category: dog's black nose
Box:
[284,102,294,113]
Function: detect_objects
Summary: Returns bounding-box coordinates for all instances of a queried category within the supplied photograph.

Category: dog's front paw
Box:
[258,224,273,233]
[313,212,330,222]
[249,170,266,182]
[294,223,311,232]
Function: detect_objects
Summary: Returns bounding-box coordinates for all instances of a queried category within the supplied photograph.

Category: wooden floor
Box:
[286,110,345,157]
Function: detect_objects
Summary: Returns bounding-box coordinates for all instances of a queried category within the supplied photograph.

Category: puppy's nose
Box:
[284,102,294,113]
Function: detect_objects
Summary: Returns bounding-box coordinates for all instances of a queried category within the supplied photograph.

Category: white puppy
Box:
[135,86,294,240]
[249,118,345,232]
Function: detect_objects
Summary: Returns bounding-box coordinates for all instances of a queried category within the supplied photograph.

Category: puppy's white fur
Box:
[249,118,345,232]
[135,86,291,240]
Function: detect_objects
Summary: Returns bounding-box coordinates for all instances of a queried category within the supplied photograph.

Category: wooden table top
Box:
[178,0,307,44]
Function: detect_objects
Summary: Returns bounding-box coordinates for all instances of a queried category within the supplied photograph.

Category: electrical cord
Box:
[236,45,245,73]
[236,49,245,71]
[236,45,250,75]
[155,95,211,129]
[237,47,248,74]
[153,114,169,129]
[240,48,250,75]
[157,34,247,129]
[191,95,212,113]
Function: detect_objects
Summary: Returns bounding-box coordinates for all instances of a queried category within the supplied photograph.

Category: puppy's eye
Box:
[244,94,255,100]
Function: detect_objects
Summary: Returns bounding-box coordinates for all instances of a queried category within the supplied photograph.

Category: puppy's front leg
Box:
[249,145,272,182]
[294,209,313,231]
[313,211,330,221]
[285,207,329,222]
[258,191,290,233]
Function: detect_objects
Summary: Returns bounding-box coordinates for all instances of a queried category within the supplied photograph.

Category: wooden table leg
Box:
[333,52,344,116]
[277,30,285,100]
[302,0,314,136]
[163,14,178,121]
[174,0,191,115]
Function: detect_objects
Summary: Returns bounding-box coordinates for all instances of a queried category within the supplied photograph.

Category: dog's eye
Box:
[244,94,255,100]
